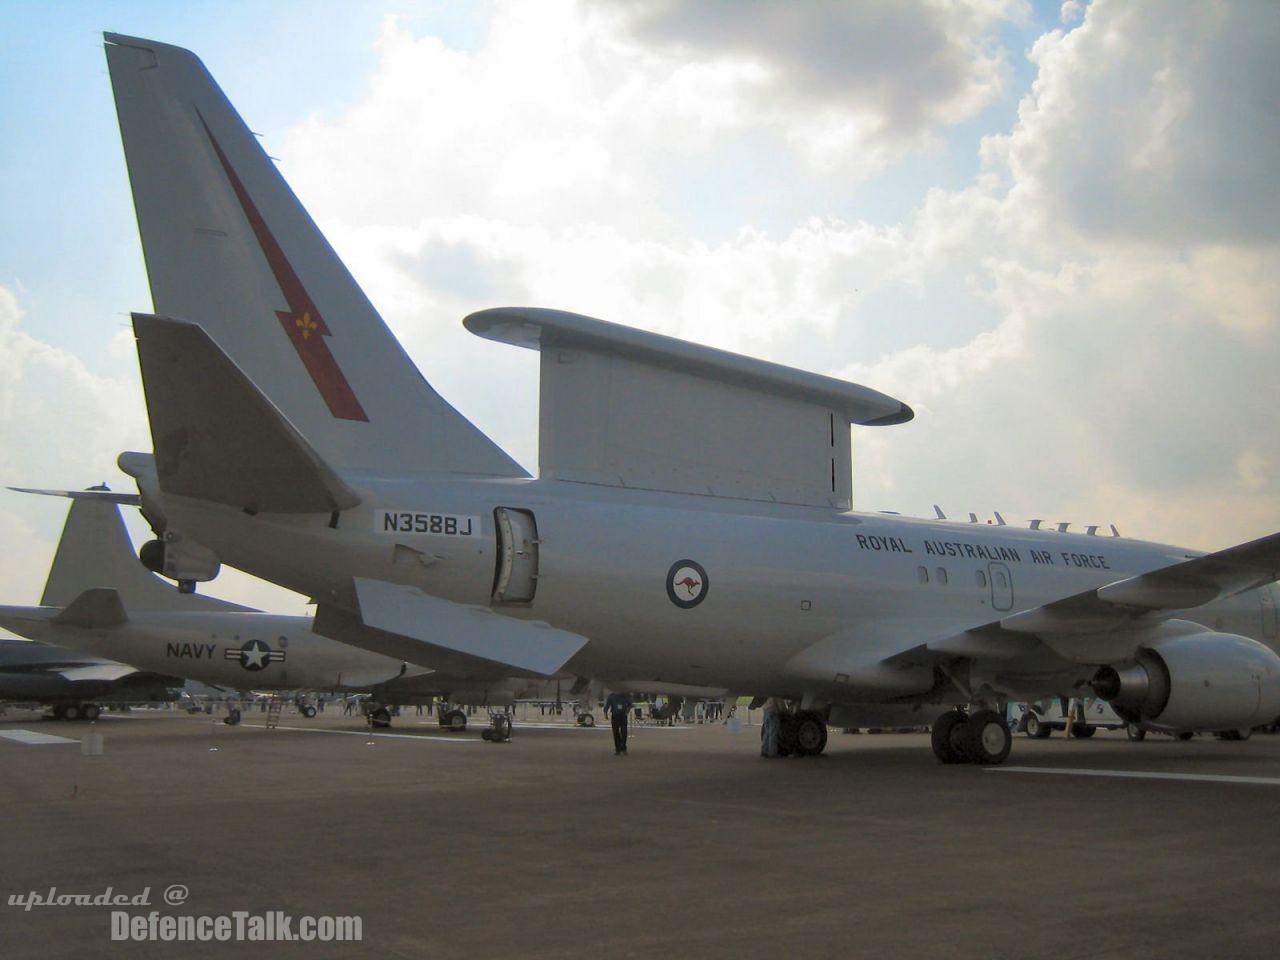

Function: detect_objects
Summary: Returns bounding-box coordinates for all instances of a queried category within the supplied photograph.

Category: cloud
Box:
[276,0,1278,554]
[0,286,149,605]
[1004,0,1280,246]
[600,0,1021,149]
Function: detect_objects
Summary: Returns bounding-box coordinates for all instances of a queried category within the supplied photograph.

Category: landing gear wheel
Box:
[52,704,68,721]
[81,703,101,722]
[224,708,242,726]
[1126,723,1146,742]
[1217,727,1252,741]
[300,705,317,719]
[370,707,392,728]
[1024,713,1050,739]
[1071,723,1096,738]
[794,712,828,756]
[444,709,467,732]
[931,710,969,764]
[492,714,512,741]
[1177,731,1194,741]
[963,709,1012,765]
[63,704,82,722]
[576,713,595,727]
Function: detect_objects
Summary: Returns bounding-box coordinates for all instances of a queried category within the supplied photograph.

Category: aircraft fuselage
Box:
[152,474,1279,702]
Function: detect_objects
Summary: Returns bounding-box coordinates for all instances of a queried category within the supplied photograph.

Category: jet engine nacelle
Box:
[1093,631,1280,732]
[139,533,221,590]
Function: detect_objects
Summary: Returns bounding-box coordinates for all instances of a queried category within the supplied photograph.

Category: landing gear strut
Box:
[931,708,1012,765]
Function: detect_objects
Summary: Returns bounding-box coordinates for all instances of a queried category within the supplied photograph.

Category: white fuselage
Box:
[0,609,432,693]
[152,474,1279,702]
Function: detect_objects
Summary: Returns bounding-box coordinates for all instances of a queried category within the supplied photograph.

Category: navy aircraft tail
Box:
[39,492,247,615]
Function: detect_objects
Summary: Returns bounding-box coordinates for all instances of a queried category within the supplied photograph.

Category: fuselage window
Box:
[936,568,948,586]
[975,570,988,588]
[917,566,929,584]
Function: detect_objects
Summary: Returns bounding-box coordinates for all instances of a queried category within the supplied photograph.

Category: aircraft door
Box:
[493,507,539,604]
[988,562,1014,612]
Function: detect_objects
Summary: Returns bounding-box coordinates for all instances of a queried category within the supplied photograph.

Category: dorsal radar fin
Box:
[465,307,912,509]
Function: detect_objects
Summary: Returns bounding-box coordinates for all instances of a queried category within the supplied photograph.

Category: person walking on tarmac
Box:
[603,690,634,755]
[761,697,786,758]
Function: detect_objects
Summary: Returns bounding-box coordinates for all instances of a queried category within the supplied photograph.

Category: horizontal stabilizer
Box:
[352,578,588,677]
[134,313,360,514]
[8,487,141,506]
[52,589,128,629]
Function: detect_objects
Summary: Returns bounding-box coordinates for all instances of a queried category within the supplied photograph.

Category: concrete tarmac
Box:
[3,706,1279,959]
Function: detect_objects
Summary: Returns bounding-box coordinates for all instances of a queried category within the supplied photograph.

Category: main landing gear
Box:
[50,702,101,721]
[931,708,1012,765]
[769,710,829,757]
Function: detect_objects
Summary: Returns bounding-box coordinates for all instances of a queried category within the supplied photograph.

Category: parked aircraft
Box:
[97,33,1280,764]
[0,637,179,720]
[0,491,521,728]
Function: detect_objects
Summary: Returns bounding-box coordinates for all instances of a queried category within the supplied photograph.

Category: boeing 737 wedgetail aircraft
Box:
[99,33,1280,764]
[0,490,529,728]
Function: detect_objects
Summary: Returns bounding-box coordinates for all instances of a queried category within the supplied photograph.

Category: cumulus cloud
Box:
[0,286,148,605]
[0,288,306,619]
[599,0,1019,150]
[843,0,1280,549]
[1004,0,1280,246]
[266,0,1280,553]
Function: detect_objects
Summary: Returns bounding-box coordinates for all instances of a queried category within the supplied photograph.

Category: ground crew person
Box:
[603,691,634,755]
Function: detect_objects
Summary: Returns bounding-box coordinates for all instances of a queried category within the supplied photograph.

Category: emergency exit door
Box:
[988,562,1014,612]
[493,507,539,604]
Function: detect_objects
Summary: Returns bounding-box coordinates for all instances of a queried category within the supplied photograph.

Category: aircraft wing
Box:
[918,531,1280,665]
[314,579,588,679]
[133,313,360,515]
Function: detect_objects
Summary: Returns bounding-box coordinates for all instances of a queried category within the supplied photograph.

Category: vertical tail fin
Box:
[40,494,245,613]
[105,34,527,479]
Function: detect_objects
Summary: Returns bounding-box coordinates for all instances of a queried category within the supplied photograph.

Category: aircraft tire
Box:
[577,713,595,727]
[1126,723,1146,742]
[445,709,467,732]
[962,710,1012,765]
[63,704,82,722]
[81,703,101,722]
[1177,731,1194,741]
[1071,723,1096,738]
[300,705,317,719]
[930,710,968,764]
[1024,713,1050,739]
[52,704,68,721]
[224,709,241,726]
[794,712,828,756]
[370,707,392,728]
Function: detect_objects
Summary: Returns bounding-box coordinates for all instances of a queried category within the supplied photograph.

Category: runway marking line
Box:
[990,766,1280,786]
[0,729,80,745]
[246,723,475,743]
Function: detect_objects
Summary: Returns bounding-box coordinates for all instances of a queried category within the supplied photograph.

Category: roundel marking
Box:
[667,560,709,609]
[236,639,272,671]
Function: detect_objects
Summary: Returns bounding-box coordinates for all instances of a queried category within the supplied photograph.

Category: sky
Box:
[1,0,1278,621]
